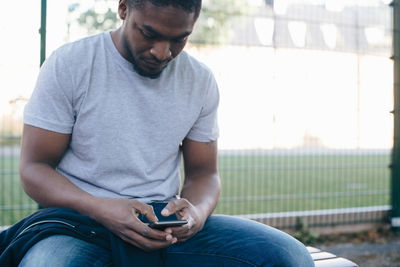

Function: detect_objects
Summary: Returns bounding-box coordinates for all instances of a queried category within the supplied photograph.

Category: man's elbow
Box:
[19,160,42,197]
[213,172,221,193]
[19,161,33,194]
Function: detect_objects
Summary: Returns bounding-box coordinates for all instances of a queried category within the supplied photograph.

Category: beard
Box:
[121,36,164,79]
[131,56,163,79]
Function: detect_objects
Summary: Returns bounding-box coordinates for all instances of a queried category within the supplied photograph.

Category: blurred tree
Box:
[68,0,250,45]
[190,0,250,45]
[68,0,119,36]
[77,7,119,34]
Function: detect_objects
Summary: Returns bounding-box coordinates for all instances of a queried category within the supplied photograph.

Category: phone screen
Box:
[139,201,187,229]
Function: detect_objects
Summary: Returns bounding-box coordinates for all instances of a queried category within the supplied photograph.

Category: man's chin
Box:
[133,64,163,79]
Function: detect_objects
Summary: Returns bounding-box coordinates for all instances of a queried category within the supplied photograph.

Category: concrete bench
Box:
[307,246,358,267]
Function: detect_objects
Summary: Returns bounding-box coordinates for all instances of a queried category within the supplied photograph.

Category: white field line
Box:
[235,205,391,220]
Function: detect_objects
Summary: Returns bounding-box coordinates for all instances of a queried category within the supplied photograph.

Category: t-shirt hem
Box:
[186,132,219,143]
[24,114,73,134]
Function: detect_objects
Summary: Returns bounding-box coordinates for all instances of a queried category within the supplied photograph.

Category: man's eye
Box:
[174,37,187,43]
[140,30,155,39]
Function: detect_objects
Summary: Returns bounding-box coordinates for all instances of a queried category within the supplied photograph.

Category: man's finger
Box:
[127,217,174,241]
[121,228,175,251]
[162,198,189,216]
[131,200,158,222]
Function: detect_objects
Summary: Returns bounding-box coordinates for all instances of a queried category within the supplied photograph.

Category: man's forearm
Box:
[20,162,99,217]
[180,173,221,220]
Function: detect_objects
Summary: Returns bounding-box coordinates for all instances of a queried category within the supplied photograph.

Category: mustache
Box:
[141,55,171,65]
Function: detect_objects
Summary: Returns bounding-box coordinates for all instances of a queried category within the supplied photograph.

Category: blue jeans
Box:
[19,215,314,267]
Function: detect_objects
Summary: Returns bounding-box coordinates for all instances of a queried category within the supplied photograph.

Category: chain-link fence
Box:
[192,0,393,229]
[0,0,394,229]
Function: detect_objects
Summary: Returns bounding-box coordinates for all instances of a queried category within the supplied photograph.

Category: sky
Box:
[0,2,40,113]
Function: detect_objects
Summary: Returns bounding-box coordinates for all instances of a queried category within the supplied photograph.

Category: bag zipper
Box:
[17,220,76,238]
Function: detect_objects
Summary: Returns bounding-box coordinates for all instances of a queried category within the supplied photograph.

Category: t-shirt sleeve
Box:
[186,72,220,142]
[24,49,75,134]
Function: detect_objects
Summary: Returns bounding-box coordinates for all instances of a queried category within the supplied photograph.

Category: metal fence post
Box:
[37,0,47,211]
[391,0,400,228]
[40,0,47,67]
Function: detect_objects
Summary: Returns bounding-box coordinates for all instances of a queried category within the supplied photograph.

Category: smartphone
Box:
[139,201,188,230]
[149,220,188,229]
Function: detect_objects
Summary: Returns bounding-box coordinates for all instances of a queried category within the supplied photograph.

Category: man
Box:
[17,0,314,266]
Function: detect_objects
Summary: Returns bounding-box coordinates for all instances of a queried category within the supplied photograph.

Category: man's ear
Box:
[118,0,128,20]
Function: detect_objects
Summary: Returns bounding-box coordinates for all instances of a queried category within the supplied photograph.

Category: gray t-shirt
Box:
[24,32,219,203]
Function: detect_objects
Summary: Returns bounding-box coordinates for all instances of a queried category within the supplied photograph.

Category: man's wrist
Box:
[73,195,103,220]
[192,202,212,223]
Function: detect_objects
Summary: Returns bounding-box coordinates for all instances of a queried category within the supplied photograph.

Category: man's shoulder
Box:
[54,32,107,59]
[45,32,108,74]
[60,32,106,52]
[176,51,213,77]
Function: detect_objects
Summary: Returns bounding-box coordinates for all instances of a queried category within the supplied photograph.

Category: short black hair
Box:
[126,0,202,18]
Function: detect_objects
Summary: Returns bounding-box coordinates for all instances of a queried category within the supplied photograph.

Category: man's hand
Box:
[161,198,206,242]
[92,198,177,251]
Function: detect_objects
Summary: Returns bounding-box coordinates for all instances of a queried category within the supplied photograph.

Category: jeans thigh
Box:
[18,235,111,267]
[166,215,314,267]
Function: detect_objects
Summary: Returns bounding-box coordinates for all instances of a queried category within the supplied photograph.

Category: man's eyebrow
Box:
[142,24,192,39]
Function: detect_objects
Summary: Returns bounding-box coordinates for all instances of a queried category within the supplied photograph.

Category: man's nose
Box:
[150,41,172,61]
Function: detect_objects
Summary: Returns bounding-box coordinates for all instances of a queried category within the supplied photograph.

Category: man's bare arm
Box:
[180,138,220,219]
[163,138,220,241]
[19,124,97,212]
[19,124,175,251]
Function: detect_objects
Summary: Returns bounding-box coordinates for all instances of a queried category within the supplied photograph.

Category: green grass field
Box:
[1,156,37,226]
[215,152,390,215]
[0,151,391,225]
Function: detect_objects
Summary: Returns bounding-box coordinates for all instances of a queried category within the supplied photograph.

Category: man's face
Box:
[118,1,197,78]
